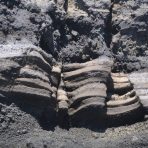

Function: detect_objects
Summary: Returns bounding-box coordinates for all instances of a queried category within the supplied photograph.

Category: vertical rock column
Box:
[57,76,69,127]
[51,64,69,127]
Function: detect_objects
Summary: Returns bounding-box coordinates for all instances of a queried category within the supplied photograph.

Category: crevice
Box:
[39,30,55,55]
[104,0,114,48]
[74,0,90,14]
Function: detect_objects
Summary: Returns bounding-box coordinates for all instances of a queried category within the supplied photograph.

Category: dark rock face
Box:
[0,0,148,147]
[111,0,148,72]
[57,0,112,63]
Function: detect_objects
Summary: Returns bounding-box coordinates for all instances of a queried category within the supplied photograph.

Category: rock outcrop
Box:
[129,72,148,114]
[0,44,57,126]
[112,0,148,72]
[59,0,112,63]
[62,56,113,126]
[0,0,148,146]
[107,73,143,125]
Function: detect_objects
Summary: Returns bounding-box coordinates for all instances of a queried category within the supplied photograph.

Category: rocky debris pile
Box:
[0,0,54,54]
[75,0,111,33]
[62,56,113,126]
[106,73,143,125]
[111,0,148,72]
[129,72,148,114]
[74,0,112,46]
[0,102,40,141]
[59,0,112,63]
[0,44,58,126]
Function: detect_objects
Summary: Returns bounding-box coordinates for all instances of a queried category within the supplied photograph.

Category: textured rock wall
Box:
[0,0,148,147]
[0,0,147,130]
[111,0,148,72]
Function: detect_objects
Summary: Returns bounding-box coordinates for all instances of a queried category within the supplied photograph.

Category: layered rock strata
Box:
[107,73,143,125]
[0,44,146,127]
[0,44,58,125]
[0,0,147,129]
[62,56,113,126]
[129,72,148,114]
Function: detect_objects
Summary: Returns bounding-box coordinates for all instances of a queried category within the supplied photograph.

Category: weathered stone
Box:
[106,72,143,125]
[129,72,148,114]
[111,0,148,72]
[0,44,57,122]
[62,57,113,126]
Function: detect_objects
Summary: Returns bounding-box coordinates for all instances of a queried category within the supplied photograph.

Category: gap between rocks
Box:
[105,0,114,48]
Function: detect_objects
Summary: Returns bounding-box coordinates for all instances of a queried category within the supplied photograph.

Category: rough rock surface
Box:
[129,72,148,114]
[111,0,148,72]
[106,72,144,125]
[0,44,58,130]
[0,0,148,147]
[63,56,113,126]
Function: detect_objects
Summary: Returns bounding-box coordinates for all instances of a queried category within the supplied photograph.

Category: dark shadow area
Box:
[104,1,114,48]
[39,29,54,55]
[105,106,145,128]
[57,109,70,129]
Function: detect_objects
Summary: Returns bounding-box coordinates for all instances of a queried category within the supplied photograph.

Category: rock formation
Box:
[63,56,113,126]
[0,0,148,147]
[107,73,143,125]
[0,44,58,127]
[129,72,148,114]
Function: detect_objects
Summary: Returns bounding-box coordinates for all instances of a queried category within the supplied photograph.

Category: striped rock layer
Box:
[62,57,113,126]
[129,72,148,114]
[0,44,59,123]
[0,46,146,126]
[106,73,143,125]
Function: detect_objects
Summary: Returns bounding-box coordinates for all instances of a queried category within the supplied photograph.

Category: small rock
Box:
[22,129,28,134]
[66,35,72,41]
[17,112,22,116]
[71,30,78,37]
[1,109,6,114]
[1,122,8,129]
[0,118,4,123]
[132,136,138,142]
[144,115,148,120]
[92,132,99,139]
[7,114,13,119]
